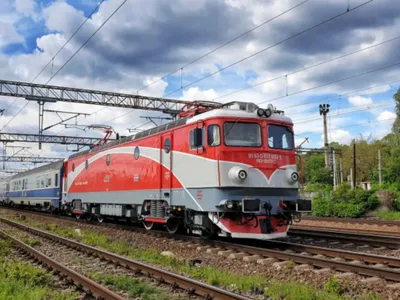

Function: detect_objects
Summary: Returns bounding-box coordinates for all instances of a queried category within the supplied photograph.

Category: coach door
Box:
[160,133,173,202]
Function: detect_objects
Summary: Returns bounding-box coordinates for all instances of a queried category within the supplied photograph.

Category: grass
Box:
[23,237,41,247]
[0,238,78,300]
[6,216,380,299]
[90,273,174,300]
[264,279,380,300]
[373,210,400,221]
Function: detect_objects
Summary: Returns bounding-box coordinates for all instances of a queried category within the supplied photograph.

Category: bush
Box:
[312,184,379,218]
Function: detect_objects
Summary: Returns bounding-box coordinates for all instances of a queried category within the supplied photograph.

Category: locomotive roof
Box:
[68,117,189,159]
[68,103,293,160]
[186,107,293,124]
[9,160,64,180]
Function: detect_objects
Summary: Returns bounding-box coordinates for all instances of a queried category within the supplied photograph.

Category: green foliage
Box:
[312,184,379,218]
[90,273,171,300]
[23,237,41,247]
[302,154,333,185]
[0,241,78,300]
[323,278,342,294]
[392,88,400,133]
[373,210,400,221]
[304,183,332,193]
[9,217,269,292]
[264,279,379,300]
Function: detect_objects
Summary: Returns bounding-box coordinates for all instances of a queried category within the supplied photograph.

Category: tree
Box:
[303,154,333,185]
[393,88,400,133]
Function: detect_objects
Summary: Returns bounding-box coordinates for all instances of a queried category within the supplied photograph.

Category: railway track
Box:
[0,217,251,300]
[2,212,400,285]
[0,229,125,300]
[289,228,400,249]
[302,216,400,227]
[292,225,400,237]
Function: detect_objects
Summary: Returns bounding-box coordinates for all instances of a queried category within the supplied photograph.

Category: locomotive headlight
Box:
[291,172,299,182]
[264,108,272,118]
[229,167,248,183]
[225,200,235,209]
[256,108,264,117]
[238,170,247,180]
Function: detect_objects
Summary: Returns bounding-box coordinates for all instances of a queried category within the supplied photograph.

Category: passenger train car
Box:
[7,161,63,209]
[1,102,311,240]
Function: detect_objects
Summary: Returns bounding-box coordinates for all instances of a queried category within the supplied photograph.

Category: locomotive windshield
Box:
[268,125,293,150]
[224,122,261,147]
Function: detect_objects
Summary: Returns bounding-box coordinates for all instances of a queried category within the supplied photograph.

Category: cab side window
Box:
[189,128,204,149]
[207,125,220,147]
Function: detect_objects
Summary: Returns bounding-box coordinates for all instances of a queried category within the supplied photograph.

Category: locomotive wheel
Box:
[165,218,180,234]
[96,214,104,223]
[75,214,81,220]
[143,221,154,230]
[86,214,93,221]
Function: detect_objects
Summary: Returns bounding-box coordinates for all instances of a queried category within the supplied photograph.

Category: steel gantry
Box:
[0,79,221,113]
[0,133,108,147]
[0,156,61,163]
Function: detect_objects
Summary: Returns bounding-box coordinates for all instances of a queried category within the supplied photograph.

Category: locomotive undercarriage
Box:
[57,191,311,239]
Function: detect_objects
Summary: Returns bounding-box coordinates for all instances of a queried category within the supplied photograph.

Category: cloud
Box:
[182,87,218,101]
[327,129,353,145]
[377,110,396,121]
[15,0,37,19]
[348,95,373,106]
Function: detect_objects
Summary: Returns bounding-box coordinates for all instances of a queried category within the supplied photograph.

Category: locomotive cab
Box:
[184,101,309,239]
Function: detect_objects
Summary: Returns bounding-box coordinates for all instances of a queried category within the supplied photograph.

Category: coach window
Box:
[85,160,89,169]
[41,180,44,188]
[106,154,111,166]
[268,125,294,150]
[55,174,59,187]
[189,128,204,149]
[207,125,220,147]
[36,179,40,188]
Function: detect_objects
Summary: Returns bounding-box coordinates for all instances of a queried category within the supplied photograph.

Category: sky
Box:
[0,0,399,172]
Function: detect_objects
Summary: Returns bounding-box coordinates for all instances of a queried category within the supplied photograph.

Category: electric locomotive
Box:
[62,101,310,239]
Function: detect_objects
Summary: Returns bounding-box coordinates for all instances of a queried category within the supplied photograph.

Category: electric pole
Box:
[319,104,330,168]
[378,149,382,185]
[333,149,337,190]
[353,143,357,189]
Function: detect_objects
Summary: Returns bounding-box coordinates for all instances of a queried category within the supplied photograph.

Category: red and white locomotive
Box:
[63,101,310,239]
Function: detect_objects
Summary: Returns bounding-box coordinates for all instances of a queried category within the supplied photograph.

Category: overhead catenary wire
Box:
[282,80,400,111]
[101,61,400,127]
[289,98,395,118]
[255,60,400,106]
[293,101,395,124]
[32,0,106,84]
[1,0,106,126]
[300,118,396,136]
[163,0,375,98]
[213,35,400,101]
[68,0,310,129]
[61,0,378,130]
[136,0,309,93]
[1,0,129,133]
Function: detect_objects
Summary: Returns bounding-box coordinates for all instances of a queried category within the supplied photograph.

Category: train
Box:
[0,101,311,240]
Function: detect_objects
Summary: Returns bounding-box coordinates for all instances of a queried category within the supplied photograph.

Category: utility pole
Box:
[350,168,353,188]
[333,149,337,190]
[339,157,343,184]
[378,149,382,185]
[319,104,330,168]
[353,143,356,189]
